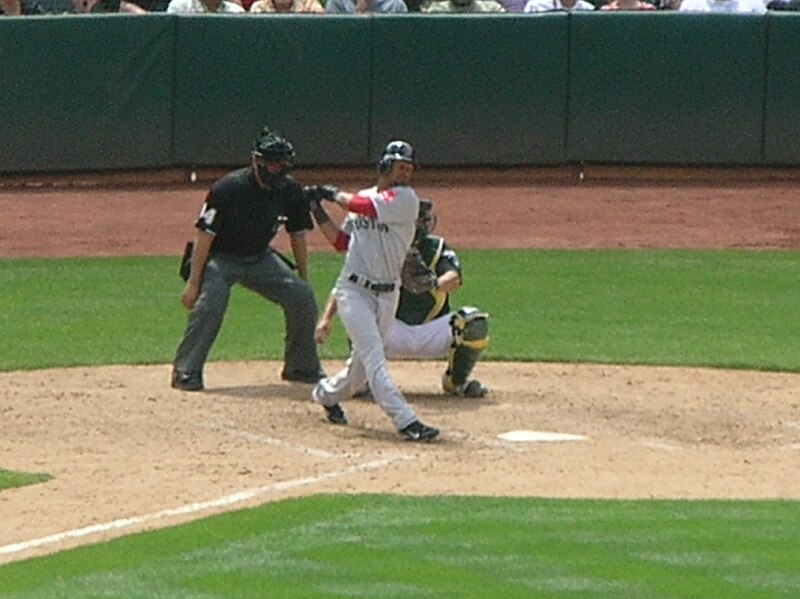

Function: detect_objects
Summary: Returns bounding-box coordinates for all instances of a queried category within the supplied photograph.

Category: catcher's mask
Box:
[416,198,437,237]
[377,140,417,173]
[251,127,295,184]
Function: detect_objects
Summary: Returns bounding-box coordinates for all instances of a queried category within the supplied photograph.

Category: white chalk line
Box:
[197,420,343,459]
[236,431,340,458]
[0,455,413,559]
[640,440,683,452]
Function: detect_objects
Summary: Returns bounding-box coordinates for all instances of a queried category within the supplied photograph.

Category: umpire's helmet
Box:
[378,140,417,173]
[252,127,295,166]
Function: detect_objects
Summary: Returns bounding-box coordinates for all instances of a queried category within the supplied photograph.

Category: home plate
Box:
[498,430,587,443]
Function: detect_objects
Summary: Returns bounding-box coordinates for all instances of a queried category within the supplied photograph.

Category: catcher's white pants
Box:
[384,314,453,359]
[312,279,417,430]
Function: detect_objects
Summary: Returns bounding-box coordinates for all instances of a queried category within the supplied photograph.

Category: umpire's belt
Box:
[348,273,396,293]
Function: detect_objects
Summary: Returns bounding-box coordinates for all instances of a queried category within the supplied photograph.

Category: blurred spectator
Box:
[767,0,800,8]
[1,0,22,14]
[601,0,655,8]
[325,0,408,12]
[523,0,594,11]
[679,0,765,11]
[425,0,505,10]
[20,0,147,11]
[250,0,322,11]
[496,0,527,10]
[167,0,244,11]
[135,0,170,9]
[73,0,146,11]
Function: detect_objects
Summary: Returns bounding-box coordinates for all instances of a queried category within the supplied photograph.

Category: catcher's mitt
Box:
[401,247,438,294]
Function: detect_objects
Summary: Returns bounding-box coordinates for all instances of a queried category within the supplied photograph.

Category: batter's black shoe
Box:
[324,404,348,425]
[400,420,440,442]
[171,370,203,392]
[282,369,327,384]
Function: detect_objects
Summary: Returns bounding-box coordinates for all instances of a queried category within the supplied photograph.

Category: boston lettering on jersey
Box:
[353,215,389,233]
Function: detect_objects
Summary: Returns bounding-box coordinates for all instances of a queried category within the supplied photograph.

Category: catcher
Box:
[313,197,490,398]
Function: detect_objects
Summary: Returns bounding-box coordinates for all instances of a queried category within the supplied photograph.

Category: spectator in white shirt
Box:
[679,0,765,12]
[524,0,594,11]
[167,0,244,12]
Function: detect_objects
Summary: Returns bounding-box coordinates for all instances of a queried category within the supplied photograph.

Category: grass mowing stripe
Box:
[470,249,800,370]
[1,249,799,372]
[1,496,797,598]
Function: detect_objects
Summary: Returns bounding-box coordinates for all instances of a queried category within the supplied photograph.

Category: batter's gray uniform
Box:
[312,185,420,430]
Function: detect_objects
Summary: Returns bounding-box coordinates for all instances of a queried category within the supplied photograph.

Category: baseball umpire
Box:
[315,198,490,398]
[171,126,325,391]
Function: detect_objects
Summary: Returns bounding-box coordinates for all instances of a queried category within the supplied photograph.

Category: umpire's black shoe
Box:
[400,420,440,442]
[171,370,203,392]
[324,404,348,425]
[282,369,327,384]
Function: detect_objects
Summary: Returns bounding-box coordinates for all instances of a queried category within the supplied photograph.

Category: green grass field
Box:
[2,249,798,372]
[1,249,798,597]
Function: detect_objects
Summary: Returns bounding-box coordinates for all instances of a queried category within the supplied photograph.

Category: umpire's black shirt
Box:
[195,167,312,257]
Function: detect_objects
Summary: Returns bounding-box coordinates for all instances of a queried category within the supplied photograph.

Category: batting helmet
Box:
[378,140,417,173]
[251,127,295,166]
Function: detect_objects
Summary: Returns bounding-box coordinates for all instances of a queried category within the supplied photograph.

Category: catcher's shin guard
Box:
[443,307,490,397]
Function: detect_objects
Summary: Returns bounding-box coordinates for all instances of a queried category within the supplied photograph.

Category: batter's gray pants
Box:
[312,279,417,431]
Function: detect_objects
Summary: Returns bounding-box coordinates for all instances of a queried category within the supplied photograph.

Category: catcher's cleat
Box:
[171,370,203,392]
[400,420,440,442]
[442,374,488,398]
[324,404,348,425]
[462,380,489,398]
[282,369,327,384]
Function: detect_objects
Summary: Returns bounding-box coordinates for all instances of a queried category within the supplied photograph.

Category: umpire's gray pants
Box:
[173,251,322,378]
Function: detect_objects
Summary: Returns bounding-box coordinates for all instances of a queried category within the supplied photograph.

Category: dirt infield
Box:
[1,175,799,565]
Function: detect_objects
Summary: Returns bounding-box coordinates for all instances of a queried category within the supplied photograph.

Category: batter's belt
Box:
[348,273,396,293]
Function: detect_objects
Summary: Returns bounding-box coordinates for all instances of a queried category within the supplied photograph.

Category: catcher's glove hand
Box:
[303,184,339,203]
[401,247,438,294]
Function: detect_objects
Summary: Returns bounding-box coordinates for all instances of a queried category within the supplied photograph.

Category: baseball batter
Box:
[171,127,324,391]
[316,199,490,398]
[305,141,440,441]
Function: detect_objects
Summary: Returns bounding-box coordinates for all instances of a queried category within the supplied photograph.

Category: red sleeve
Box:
[348,196,378,218]
[333,231,350,252]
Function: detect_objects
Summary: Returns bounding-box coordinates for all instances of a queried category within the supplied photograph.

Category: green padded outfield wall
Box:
[2,15,800,173]
[172,15,371,167]
[0,15,174,172]
[567,13,767,165]
[764,14,800,165]
[369,15,568,166]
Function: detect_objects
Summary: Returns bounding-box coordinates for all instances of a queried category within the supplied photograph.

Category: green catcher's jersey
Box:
[395,234,462,325]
